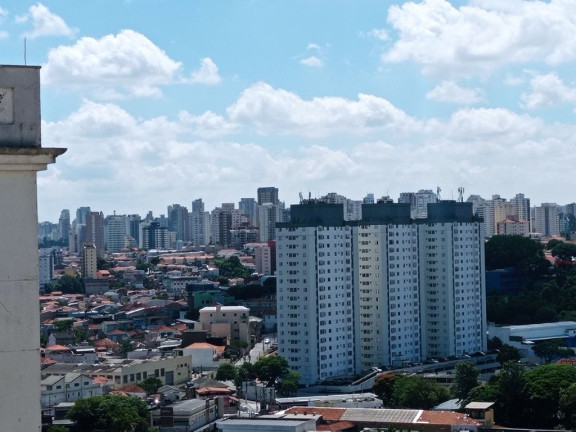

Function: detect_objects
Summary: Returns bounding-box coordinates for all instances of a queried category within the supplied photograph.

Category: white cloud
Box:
[383,0,576,76]
[426,81,483,104]
[300,56,323,68]
[189,57,221,85]
[42,30,182,99]
[22,3,76,39]
[178,110,237,138]
[227,82,418,137]
[367,28,389,41]
[521,72,576,109]
[38,89,576,220]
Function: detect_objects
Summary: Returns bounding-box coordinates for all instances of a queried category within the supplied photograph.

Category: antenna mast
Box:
[458,187,465,203]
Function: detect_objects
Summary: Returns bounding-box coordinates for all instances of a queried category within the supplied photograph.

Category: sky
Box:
[1,0,576,221]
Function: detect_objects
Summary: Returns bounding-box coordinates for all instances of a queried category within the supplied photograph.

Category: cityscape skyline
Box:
[2,1,575,220]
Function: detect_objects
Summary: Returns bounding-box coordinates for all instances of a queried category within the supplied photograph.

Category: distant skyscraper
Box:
[168,204,189,243]
[239,197,257,225]
[414,189,437,219]
[85,211,105,256]
[141,221,172,249]
[191,199,210,246]
[257,187,279,205]
[105,214,128,253]
[75,206,91,225]
[58,209,70,243]
[363,193,375,204]
[532,203,560,236]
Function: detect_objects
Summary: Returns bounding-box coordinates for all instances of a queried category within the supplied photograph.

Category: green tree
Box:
[213,256,251,279]
[138,377,163,395]
[67,394,150,432]
[253,356,290,387]
[532,340,575,364]
[215,363,238,381]
[234,362,257,395]
[559,382,576,429]
[451,361,479,401]
[524,364,576,428]
[55,274,83,293]
[496,344,522,365]
[47,425,69,432]
[552,243,576,262]
[373,372,397,405]
[278,371,301,396]
[53,319,74,332]
[485,235,548,274]
[547,239,565,250]
[391,375,450,409]
[496,361,528,426]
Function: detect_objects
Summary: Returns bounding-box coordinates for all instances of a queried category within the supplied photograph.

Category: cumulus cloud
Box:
[367,28,389,41]
[178,110,236,137]
[227,82,417,137]
[300,56,323,67]
[42,30,182,99]
[20,3,76,39]
[426,81,483,104]
[521,72,576,109]
[189,57,221,85]
[383,0,576,76]
[38,88,576,220]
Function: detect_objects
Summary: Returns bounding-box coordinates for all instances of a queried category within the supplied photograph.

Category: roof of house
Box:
[183,342,226,353]
[119,384,146,394]
[46,344,72,352]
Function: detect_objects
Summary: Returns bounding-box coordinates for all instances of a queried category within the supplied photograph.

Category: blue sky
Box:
[1,1,575,221]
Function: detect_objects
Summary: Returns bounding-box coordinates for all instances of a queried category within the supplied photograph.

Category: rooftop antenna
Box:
[436,186,442,201]
[24,38,27,65]
[458,187,465,203]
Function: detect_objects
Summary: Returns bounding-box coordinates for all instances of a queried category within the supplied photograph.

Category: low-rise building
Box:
[41,355,191,389]
[199,305,250,345]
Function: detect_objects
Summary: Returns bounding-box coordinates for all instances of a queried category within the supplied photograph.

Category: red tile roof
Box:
[417,410,482,426]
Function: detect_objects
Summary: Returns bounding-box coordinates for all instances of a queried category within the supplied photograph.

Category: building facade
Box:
[276,200,487,385]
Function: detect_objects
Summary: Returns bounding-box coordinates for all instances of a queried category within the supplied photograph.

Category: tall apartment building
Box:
[257,186,279,205]
[419,202,486,359]
[39,248,55,288]
[140,221,173,250]
[58,209,70,243]
[276,203,357,385]
[85,211,105,256]
[353,203,421,370]
[254,244,273,275]
[82,242,98,279]
[105,214,128,253]
[239,197,257,225]
[276,200,486,385]
[257,203,281,242]
[532,203,561,236]
[191,199,210,246]
[168,204,189,244]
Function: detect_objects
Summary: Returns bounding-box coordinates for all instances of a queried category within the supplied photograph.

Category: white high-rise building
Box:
[354,203,421,369]
[276,200,486,385]
[276,204,357,385]
[191,199,210,246]
[418,202,486,359]
[105,214,128,253]
[532,203,560,236]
